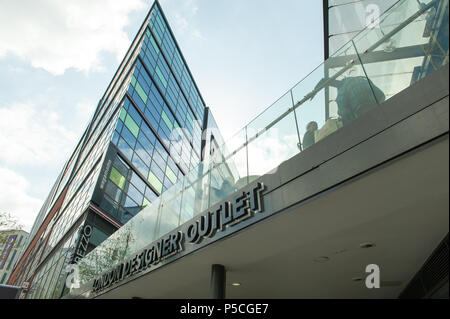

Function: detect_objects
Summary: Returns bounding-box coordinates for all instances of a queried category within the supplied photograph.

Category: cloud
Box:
[174,13,190,31]
[192,29,205,40]
[0,168,43,232]
[159,0,204,40]
[75,99,97,126]
[0,0,146,75]
[245,130,300,177]
[0,101,78,166]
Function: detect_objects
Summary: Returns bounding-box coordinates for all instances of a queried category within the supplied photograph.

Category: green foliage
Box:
[77,228,136,285]
[0,212,23,244]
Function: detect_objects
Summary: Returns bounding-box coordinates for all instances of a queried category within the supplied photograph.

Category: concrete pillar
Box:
[210,264,226,299]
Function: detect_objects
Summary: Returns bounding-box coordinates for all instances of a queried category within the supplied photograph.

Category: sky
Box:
[0,0,324,232]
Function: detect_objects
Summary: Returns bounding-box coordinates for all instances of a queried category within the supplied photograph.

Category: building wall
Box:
[95,3,208,226]
[0,230,28,285]
[10,0,221,300]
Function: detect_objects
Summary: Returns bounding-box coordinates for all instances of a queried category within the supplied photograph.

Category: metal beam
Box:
[326,45,427,68]
[323,0,330,60]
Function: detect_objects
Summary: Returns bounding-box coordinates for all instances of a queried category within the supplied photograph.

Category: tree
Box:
[0,212,24,244]
[0,212,23,230]
[77,228,136,282]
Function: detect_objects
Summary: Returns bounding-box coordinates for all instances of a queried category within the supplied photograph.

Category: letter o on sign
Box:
[83,225,93,237]
[186,222,199,243]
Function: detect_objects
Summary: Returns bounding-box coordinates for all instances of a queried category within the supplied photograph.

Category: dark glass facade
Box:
[8,1,221,299]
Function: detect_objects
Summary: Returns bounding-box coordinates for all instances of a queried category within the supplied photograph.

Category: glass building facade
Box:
[8,0,222,299]
[64,0,447,300]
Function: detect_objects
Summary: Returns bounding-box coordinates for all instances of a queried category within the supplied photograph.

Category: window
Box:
[124,115,140,138]
[135,81,148,104]
[137,132,153,152]
[135,142,153,164]
[6,250,17,270]
[127,183,144,205]
[110,167,126,190]
[121,126,137,148]
[166,165,177,184]
[161,110,173,131]
[119,108,127,122]
[155,66,167,88]
[105,180,122,202]
[132,153,149,178]
[148,171,163,194]
[131,171,146,192]
[149,36,160,54]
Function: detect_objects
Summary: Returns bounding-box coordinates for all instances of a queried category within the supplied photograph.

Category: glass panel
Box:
[293,40,378,150]
[148,171,163,194]
[182,163,210,220]
[124,115,140,138]
[155,66,168,88]
[328,0,399,55]
[109,167,126,190]
[217,128,248,192]
[131,75,137,87]
[157,176,184,238]
[104,180,122,202]
[352,0,449,101]
[165,165,177,184]
[133,203,160,253]
[247,92,300,181]
[135,81,148,104]
[119,108,127,122]
[209,154,240,207]
[161,110,174,131]
[150,35,160,54]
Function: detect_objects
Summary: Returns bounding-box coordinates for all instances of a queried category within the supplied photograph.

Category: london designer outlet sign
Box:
[92,182,266,294]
